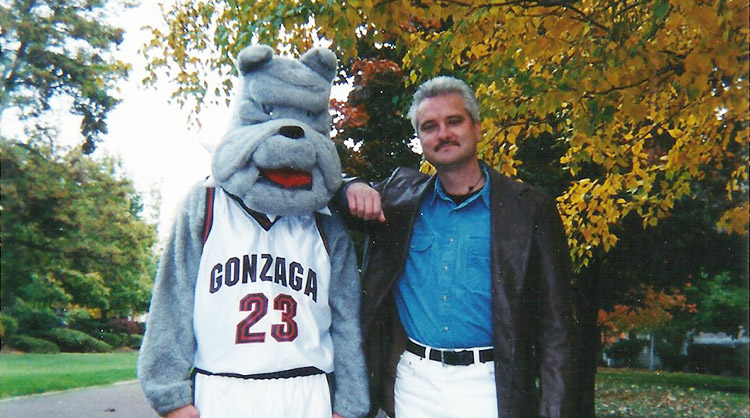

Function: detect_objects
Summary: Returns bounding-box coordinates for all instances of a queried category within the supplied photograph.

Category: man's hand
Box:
[165,405,199,418]
[346,182,386,222]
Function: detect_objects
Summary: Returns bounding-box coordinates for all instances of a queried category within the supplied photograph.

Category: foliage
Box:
[598,286,696,336]
[44,328,112,353]
[125,333,142,349]
[0,0,132,153]
[1,139,158,319]
[604,338,648,366]
[0,313,19,341]
[146,0,749,270]
[596,368,749,417]
[685,271,749,334]
[332,48,421,181]
[107,317,142,335]
[7,335,60,354]
[0,352,138,398]
[688,342,749,377]
[10,305,63,337]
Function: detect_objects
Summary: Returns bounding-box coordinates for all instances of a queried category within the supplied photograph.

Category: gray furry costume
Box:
[138,45,369,418]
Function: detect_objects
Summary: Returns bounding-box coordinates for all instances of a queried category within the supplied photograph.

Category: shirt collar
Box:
[430,162,491,209]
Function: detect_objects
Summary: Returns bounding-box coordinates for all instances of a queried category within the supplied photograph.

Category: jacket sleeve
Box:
[138,184,207,416]
[321,209,371,418]
[533,196,574,418]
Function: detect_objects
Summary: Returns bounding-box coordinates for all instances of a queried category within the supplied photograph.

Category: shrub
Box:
[65,308,106,335]
[45,328,113,353]
[125,334,143,349]
[9,335,60,353]
[655,340,688,372]
[688,342,750,376]
[0,314,19,344]
[14,308,63,337]
[97,332,124,348]
[108,318,142,335]
[605,338,647,367]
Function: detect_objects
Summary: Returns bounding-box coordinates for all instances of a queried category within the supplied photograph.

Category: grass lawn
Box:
[0,351,138,398]
[596,368,750,418]
[1,354,748,418]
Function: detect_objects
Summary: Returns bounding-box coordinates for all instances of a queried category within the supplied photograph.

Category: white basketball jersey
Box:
[193,187,334,376]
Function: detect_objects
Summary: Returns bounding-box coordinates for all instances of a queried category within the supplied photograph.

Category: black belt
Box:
[405,340,494,366]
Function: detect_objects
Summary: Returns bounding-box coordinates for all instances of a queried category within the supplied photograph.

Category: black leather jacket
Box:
[345,165,573,418]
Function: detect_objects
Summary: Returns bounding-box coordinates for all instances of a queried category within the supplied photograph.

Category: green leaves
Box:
[0,139,157,317]
[0,0,131,153]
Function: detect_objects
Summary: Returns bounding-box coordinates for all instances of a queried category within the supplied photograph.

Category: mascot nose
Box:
[278,126,305,139]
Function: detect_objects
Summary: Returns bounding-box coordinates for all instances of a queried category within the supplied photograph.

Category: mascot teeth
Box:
[262,168,313,189]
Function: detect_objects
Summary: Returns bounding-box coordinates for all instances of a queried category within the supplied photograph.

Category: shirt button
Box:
[444,265,449,271]
[442,294,448,301]
[448,237,455,243]
[444,326,449,332]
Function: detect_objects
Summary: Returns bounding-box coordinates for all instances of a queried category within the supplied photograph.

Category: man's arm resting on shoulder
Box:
[334,178,386,223]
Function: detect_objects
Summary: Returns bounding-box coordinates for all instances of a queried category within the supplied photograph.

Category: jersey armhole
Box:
[203,187,216,245]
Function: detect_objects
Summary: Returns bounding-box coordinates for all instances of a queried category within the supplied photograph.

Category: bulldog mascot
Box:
[138,45,369,418]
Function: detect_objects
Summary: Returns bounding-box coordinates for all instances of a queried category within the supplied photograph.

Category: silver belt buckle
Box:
[440,350,446,366]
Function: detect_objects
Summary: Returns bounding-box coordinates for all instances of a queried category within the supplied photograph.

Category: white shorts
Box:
[394,350,498,418]
[194,372,331,418]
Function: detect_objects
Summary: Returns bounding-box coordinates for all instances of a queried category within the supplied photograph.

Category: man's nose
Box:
[436,123,451,140]
[278,125,305,139]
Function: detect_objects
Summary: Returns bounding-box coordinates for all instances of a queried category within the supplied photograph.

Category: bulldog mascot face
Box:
[212,44,342,216]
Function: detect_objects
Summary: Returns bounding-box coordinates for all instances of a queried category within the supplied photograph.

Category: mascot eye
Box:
[306,111,316,117]
[262,103,274,116]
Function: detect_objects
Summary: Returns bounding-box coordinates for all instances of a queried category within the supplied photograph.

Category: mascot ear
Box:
[238,44,274,74]
[300,48,338,83]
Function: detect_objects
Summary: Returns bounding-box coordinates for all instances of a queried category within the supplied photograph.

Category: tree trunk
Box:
[570,259,602,418]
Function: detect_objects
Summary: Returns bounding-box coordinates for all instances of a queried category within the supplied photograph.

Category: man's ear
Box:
[299,48,338,83]
[237,44,274,74]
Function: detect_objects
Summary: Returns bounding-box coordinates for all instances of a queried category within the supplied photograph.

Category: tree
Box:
[332,42,421,181]
[144,1,748,415]
[1,139,158,319]
[0,0,132,153]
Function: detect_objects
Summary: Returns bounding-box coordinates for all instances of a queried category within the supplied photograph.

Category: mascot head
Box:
[212,44,341,216]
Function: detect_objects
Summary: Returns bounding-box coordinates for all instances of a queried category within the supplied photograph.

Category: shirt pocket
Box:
[405,232,435,288]
[465,236,491,292]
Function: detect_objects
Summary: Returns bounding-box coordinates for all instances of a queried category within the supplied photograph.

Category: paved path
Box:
[0,381,159,418]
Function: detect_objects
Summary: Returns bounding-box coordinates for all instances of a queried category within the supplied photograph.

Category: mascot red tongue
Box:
[264,168,312,188]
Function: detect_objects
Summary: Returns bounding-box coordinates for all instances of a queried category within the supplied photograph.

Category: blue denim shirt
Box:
[394,164,492,349]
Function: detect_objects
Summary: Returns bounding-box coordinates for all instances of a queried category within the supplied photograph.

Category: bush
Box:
[125,334,143,349]
[97,332,124,348]
[45,328,113,353]
[0,314,19,344]
[65,308,106,335]
[13,308,63,337]
[9,335,60,353]
[655,340,688,372]
[688,342,750,376]
[605,338,647,367]
[108,318,142,335]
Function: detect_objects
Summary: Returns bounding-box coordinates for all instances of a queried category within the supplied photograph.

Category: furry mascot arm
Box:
[321,210,371,418]
[138,182,207,416]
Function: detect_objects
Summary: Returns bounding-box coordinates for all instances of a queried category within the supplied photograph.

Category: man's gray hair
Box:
[407,76,481,131]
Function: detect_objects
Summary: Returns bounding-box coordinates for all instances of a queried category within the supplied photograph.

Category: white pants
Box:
[394,350,498,418]
[194,372,331,418]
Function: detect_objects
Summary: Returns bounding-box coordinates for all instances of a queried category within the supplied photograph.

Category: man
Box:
[341,76,573,418]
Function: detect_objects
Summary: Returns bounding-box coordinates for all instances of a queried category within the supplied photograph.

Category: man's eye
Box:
[421,124,436,132]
